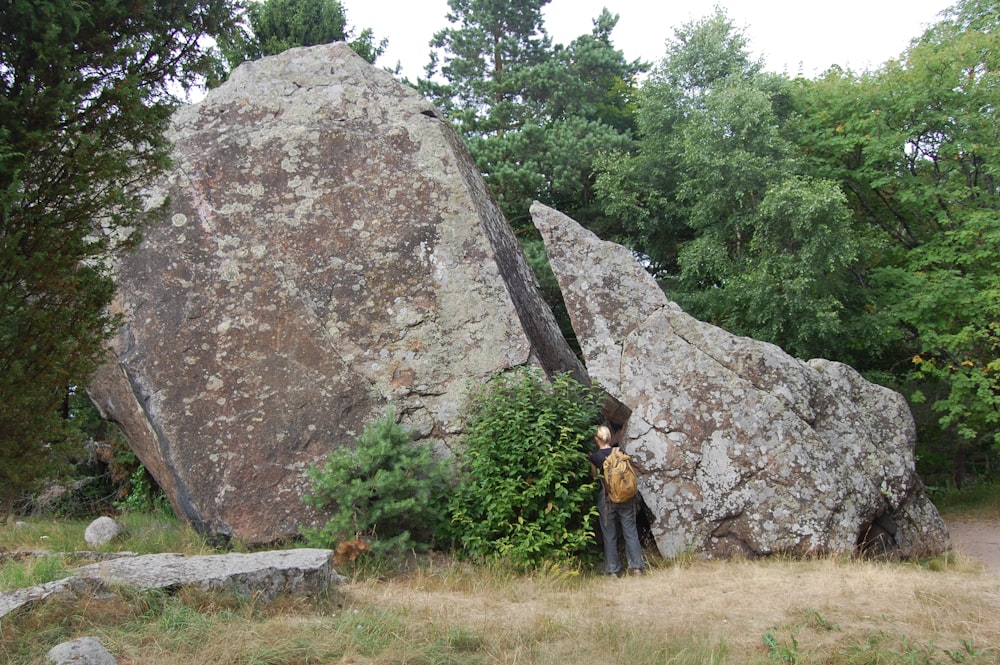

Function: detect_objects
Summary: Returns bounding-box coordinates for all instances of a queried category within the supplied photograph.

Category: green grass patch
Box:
[0,554,71,591]
[931,481,1000,518]
[0,513,219,557]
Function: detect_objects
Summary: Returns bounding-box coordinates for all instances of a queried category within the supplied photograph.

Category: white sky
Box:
[339,0,952,80]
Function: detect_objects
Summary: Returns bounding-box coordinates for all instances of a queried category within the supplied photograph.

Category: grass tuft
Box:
[0,554,71,591]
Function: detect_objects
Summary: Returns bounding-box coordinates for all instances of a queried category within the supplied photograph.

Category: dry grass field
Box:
[334,550,1000,664]
[3,509,1000,663]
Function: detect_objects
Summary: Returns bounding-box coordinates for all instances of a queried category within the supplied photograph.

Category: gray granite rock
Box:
[46,637,117,665]
[0,576,100,620]
[0,548,342,619]
[531,201,949,559]
[84,516,126,547]
[87,43,583,545]
[71,548,343,600]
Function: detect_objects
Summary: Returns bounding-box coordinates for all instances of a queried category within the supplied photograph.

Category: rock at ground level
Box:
[531,201,950,560]
[0,548,342,619]
[73,548,343,600]
[84,516,126,547]
[0,576,100,620]
[46,637,117,665]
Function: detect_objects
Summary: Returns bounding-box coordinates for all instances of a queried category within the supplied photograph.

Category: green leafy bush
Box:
[115,464,173,516]
[447,368,604,567]
[300,410,450,558]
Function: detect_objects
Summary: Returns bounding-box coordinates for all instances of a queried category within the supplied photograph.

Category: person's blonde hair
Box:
[595,425,611,443]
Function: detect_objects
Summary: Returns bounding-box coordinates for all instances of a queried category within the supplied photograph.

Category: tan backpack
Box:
[602,447,638,503]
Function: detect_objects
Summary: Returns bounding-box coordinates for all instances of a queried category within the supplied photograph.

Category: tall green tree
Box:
[423,0,553,139]
[595,7,762,275]
[791,0,1000,476]
[0,0,241,518]
[422,3,642,228]
[498,10,644,229]
[209,0,386,87]
[672,76,881,363]
[596,8,879,363]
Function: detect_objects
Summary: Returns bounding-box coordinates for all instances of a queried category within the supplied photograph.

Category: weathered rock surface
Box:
[0,548,342,619]
[0,576,102,620]
[531,202,950,559]
[87,43,583,544]
[84,516,126,546]
[46,637,117,665]
[72,548,342,597]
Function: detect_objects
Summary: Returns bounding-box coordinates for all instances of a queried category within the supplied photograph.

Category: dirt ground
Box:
[945,515,1000,574]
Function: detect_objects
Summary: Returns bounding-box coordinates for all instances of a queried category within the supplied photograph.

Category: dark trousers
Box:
[598,488,644,574]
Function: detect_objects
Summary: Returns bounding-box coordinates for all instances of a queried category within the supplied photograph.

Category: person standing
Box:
[589,424,645,576]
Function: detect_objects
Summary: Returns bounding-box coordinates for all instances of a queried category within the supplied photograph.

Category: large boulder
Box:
[531,202,949,559]
[87,43,583,545]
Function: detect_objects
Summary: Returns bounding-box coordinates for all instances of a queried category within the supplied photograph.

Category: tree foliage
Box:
[208,0,386,87]
[595,8,880,363]
[447,369,603,567]
[301,410,450,558]
[593,0,998,478]
[595,8,763,275]
[787,0,1000,474]
[423,0,553,136]
[422,2,643,229]
[0,0,241,516]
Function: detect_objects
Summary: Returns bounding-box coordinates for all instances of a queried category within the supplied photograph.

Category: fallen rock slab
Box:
[0,576,102,620]
[0,548,341,619]
[73,548,342,598]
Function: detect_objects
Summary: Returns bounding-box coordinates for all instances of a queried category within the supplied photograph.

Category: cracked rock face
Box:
[531,202,949,560]
[87,44,582,545]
